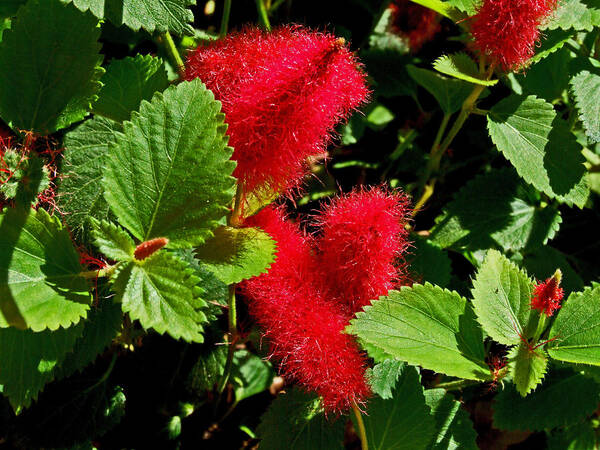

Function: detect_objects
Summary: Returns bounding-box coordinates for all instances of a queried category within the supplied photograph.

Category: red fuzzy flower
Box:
[185,26,369,198]
[389,1,441,51]
[134,237,170,261]
[469,0,558,70]
[240,188,410,412]
[530,269,564,317]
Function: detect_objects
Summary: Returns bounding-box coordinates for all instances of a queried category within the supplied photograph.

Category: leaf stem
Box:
[217,285,238,394]
[79,264,117,280]
[352,401,369,450]
[161,32,186,80]
[434,379,480,391]
[220,0,233,38]
[255,0,272,30]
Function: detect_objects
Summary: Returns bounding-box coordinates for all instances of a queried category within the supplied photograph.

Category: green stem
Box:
[162,32,186,80]
[79,264,118,280]
[352,402,369,450]
[434,379,480,391]
[84,352,118,394]
[220,0,233,37]
[217,285,238,394]
[255,0,271,30]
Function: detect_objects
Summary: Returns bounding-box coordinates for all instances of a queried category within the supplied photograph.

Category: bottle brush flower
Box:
[530,269,564,317]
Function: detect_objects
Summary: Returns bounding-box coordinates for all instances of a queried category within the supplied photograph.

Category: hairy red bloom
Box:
[530,269,564,317]
[240,188,410,412]
[185,26,369,197]
[470,0,558,70]
[134,237,169,261]
[317,188,411,317]
[389,1,441,51]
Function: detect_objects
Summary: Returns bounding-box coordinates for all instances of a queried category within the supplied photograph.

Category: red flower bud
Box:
[134,237,169,261]
[530,269,564,317]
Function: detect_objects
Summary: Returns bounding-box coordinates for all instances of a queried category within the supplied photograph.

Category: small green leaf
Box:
[508,342,548,396]
[433,53,498,86]
[571,70,600,144]
[257,387,345,450]
[0,208,92,331]
[90,219,135,262]
[0,150,49,202]
[471,250,535,346]
[58,116,122,239]
[93,55,169,122]
[348,284,490,381]
[494,369,600,431]
[366,359,405,400]
[0,324,83,412]
[407,65,474,114]
[366,104,395,129]
[111,250,207,343]
[103,79,236,249]
[0,0,103,134]
[358,366,435,450]
[487,95,589,207]
[408,236,452,288]
[543,0,600,31]
[187,345,227,394]
[445,0,478,15]
[195,226,276,285]
[425,389,478,450]
[548,283,600,365]
[231,349,274,403]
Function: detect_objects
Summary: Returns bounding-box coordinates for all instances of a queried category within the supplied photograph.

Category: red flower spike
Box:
[530,269,564,317]
[316,188,411,317]
[469,0,558,71]
[240,206,371,413]
[134,237,169,261]
[389,1,441,51]
[185,26,369,197]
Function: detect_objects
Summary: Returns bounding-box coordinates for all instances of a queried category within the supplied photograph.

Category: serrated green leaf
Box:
[0,324,83,412]
[547,422,598,450]
[0,0,103,134]
[543,0,600,31]
[431,169,562,253]
[103,79,236,249]
[62,0,196,35]
[58,116,122,239]
[433,53,498,86]
[348,284,490,380]
[231,349,274,403]
[471,249,535,346]
[195,226,276,285]
[571,70,600,144]
[111,250,207,342]
[548,284,600,365]
[187,345,227,394]
[93,55,169,122]
[358,366,435,450]
[425,389,478,450]
[445,0,477,15]
[494,369,600,431]
[0,208,92,331]
[0,150,49,202]
[366,359,405,400]
[408,236,452,288]
[529,29,574,65]
[522,246,584,295]
[508,342,548,396]
[487,95,589,207]
[407,65,474,114]
[520,48,573,102]
[257,387,344,450]
[90,219,134,262]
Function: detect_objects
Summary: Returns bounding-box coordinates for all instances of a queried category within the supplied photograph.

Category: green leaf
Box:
[431,169,562,253]
[547,422,598,450]
[58,116,122,239]
[445,0,477,15]
[62,0,196,35]
[257,387,345,450]
[529,29,574,65]
[0,208,92,331]
[433,53,498,86]
[348,284,490,381]
[366,359,405,400]
[90,219,135,262]
[487,95,589,207]
[103,79,236,249]
[366,103,395,129]
[195,226,276,285]
[111,250,207,342]
[425,389,478,450]
[358,366,435,450]
[508,342,548,396]
[187,345,227,394]
[407,65,474,115]
[408,236,452,288]
[0,150,50,203]
[547,283,600,365]
[543,0,600,31]
[0,324,83,412]
[471,249,535,346]
[0,0,103,134]
[521,246,584,295]
[231,349,274,403]
[93,55,169,122]
[520,48,573,102]
[571,70,600,144]
[494,369,600,431]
